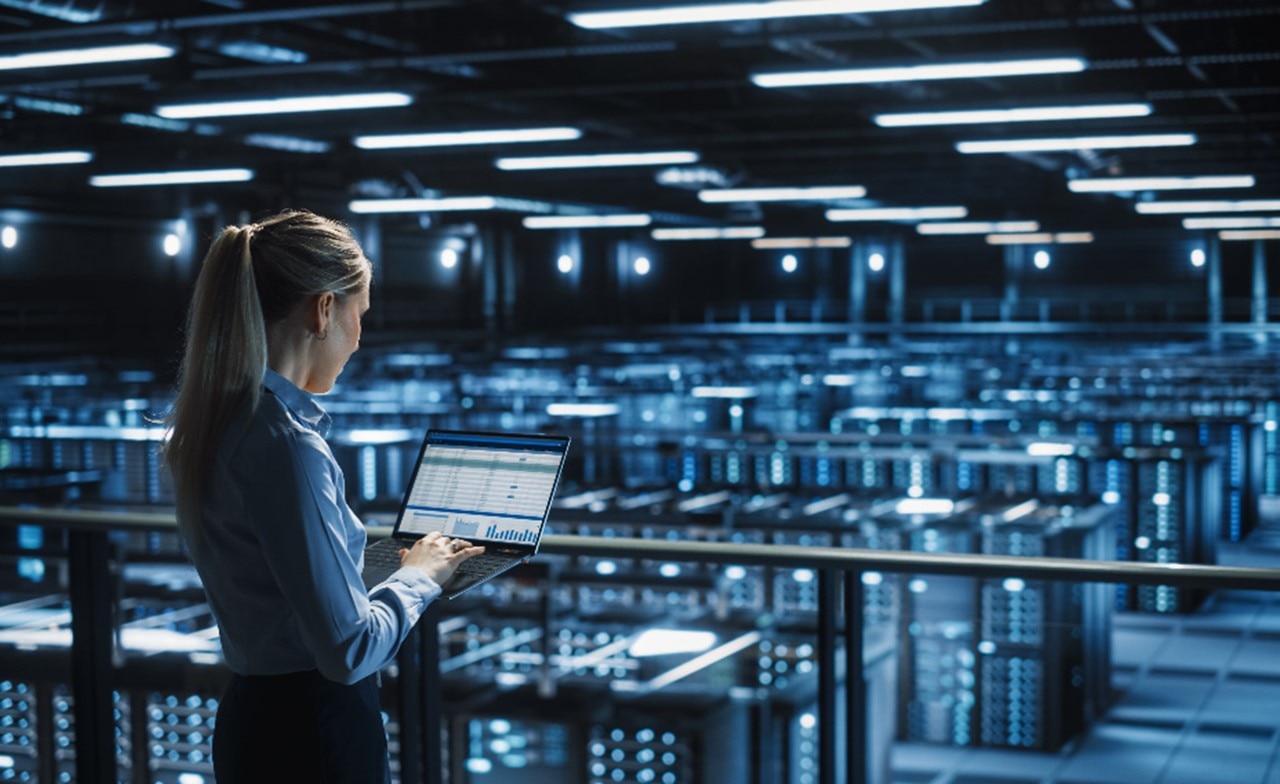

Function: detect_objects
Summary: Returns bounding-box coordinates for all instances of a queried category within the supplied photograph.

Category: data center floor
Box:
[891,527,1280,784]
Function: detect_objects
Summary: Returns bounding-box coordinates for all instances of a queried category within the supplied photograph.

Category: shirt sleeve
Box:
[233,424,441,684]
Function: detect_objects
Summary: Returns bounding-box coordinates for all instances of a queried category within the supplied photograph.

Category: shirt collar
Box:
[262,367,331,437]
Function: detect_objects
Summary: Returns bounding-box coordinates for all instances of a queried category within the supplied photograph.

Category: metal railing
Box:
[3,505,1280,784]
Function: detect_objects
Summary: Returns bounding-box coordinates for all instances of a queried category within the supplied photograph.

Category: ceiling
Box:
[1,0,1277,240]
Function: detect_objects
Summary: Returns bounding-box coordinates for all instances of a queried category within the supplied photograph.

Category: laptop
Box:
[362,429,570,599]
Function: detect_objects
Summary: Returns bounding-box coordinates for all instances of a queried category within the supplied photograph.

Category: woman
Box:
[164,209,482,782]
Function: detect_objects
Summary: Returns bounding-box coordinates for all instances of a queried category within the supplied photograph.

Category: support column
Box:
[888,236,905,327]
[1253,239,1268,346]
[1003,244,1023,319]
[1207,237,1222,349]
[481,225,499,334]
[849,242,867,330]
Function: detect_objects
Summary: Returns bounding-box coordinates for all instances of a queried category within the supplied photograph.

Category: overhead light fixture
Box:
[569,0,986,28]
[1068,175,1256,192]
[957,133,1196,153]
[827,206,967,221]
[1135,199,1280,214]
[216,40,308,64]
[89,168,254,187]
[523,214,652,229]
[697,185,866,202]
[651,227,765,240]
[12,96,84,115]
[752,236,852,249]
[917,221,1039,235]
[1220,230,1280,241]
[354,127,583,149]
[874,103,1151,127]
[895,498,955,515]
[753,57,1085,89]
[985,232,1094,245]
[242,133,331,154]
[0,150,92,167]
[155,91,413,119]
[496,151,699,170]
[0,43,176,71]
[347,197,500,214]
[1182,217,1280,229]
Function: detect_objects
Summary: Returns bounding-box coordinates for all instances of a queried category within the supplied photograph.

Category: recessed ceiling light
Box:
[917,221,1040,235]
[0,43,175,71]
[496,152,699,170]
[569,0,986,29]
[875,103,1151,127]
[827,206,967,222]
[89,168,253,187]
[155,92,413,119]
[957,133,1196,153]
[1182,217,1280,229]
[651,227,765,240]
[754,57,1085,89]
[354,127,583,149]
[697,185,866,203]
[523,214,652,229]
[1135,200,1280,214]
[0,151,93,167]
[347,197,500,213]
[752,237,852,249]
[1068,175,1255,192]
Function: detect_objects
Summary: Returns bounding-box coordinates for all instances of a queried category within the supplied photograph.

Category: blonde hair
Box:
[164,209,370,521]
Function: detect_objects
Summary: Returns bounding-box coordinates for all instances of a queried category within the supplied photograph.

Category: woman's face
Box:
[304,282,370,394]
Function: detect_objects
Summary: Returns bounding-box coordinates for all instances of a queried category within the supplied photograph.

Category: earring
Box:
[315,328,328,341]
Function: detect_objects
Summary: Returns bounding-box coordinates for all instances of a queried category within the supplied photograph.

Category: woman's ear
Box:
[310,291,335,337]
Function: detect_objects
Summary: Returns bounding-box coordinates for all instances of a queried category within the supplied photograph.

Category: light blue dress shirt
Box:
[180,368,440,684]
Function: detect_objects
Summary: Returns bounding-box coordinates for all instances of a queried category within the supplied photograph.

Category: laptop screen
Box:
[396,430,569,546]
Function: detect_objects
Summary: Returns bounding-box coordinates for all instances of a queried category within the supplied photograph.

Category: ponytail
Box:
[164,210,369,525]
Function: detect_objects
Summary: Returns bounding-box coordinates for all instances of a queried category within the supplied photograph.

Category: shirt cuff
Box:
[370,567,442,620]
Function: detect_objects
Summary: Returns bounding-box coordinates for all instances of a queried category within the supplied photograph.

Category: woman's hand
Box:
[399,530,485,585]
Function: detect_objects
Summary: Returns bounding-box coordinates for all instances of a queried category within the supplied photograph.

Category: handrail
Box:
[3,505,1279,592]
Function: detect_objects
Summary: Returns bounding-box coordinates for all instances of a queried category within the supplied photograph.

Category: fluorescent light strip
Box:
[496,151,699,170]
[1068,175,1256,192]
[752,236,852,249]
[243,133,331,154]
[875,103,1151,127]
[570,0,985,28]
[155,92,412,119]
[348,197,499,214]
[90,168,253,187]
[1182,217,1280,230]
[1135,200,1280,214]
[917,221,1039,235]
[827,206,967,221]
[652,227,765,240]
[523,214,652,229]
[753,57,1084,89]
[0,151,92,167]
[697,185,866,202]
[1221,230,1280,241]
[0,43,175,71]
[13,96,84,115]
[958,133,1196,153]
[354,127,583,149]
[985,232,1094,245]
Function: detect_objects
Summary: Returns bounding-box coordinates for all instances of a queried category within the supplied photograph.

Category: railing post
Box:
[68,528,115,784]
[817,570,837,784]
[845,572,866,784]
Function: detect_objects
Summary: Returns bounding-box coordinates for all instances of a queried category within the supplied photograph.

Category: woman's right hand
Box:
[399,530,485,585]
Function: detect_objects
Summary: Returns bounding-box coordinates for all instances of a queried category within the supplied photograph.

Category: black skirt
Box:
[213,669,391,784]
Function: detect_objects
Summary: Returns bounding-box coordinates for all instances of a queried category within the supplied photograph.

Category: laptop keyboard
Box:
[456,553,518,576]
